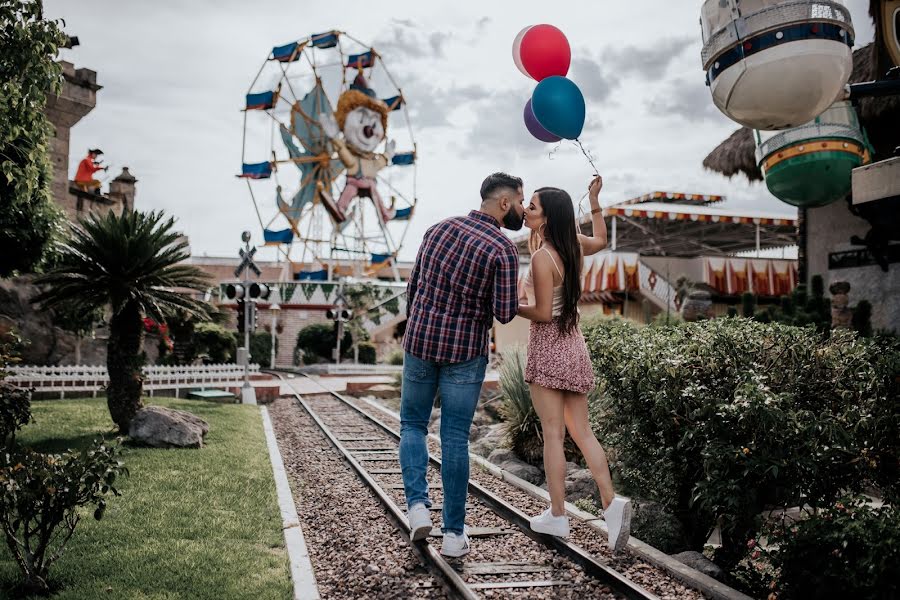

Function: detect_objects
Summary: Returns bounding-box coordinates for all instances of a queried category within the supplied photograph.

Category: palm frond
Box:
[33,209,212,322]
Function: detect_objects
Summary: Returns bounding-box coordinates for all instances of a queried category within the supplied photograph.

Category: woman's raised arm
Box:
[578,175,608,256]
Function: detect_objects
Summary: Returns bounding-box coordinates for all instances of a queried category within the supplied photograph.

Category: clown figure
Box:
[318,75,396,224]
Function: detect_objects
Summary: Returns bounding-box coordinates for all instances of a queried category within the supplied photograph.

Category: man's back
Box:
[403,210,519,364]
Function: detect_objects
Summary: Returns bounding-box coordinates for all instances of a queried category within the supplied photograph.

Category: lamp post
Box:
[269,287,281,369]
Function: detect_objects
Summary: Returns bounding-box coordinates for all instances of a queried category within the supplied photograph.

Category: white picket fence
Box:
[6,363,260,399]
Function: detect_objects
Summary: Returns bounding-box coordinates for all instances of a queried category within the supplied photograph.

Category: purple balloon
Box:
[524,98,561,143]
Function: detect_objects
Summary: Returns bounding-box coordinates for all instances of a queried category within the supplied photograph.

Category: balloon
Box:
[531,76,585,140]
[520,24,571,81]
[524,99,561,143]
[512,25,533,78]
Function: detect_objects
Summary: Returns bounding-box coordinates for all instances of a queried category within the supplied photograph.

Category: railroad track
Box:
[272,372,660,600]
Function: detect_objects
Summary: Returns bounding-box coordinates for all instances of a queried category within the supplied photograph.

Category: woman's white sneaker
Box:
[604,496,632,553]
[407,503,432,541]
[529,508,570,537]
[440,529,470,557]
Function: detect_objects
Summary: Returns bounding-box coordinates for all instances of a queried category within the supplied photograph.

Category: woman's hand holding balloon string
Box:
[579,175,608,257]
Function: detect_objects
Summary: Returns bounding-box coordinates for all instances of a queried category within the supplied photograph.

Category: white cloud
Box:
[46,0,873,262]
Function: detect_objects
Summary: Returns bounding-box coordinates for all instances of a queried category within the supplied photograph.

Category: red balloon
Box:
[520,24,571,81]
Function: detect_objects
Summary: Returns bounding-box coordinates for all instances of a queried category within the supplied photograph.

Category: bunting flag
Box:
[728,259,749,295]
[623,256,639,290]
[605,206,795,226]
[750,260,772,296]
[281,284,297,303]
[706,257,728,294]
[611,191,725,207]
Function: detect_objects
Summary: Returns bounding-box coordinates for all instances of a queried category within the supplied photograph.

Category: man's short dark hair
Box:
[480,172,523,201]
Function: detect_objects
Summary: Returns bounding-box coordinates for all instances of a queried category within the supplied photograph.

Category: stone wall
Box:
[807,200,899,332]
[0,276,161,366]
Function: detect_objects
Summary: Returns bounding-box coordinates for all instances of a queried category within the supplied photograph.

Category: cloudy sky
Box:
[46,0,875,262]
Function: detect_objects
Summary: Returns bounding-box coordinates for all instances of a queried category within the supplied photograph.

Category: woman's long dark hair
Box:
[532,187,582,334]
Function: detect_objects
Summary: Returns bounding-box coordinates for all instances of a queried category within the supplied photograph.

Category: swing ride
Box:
[238,30,417,282]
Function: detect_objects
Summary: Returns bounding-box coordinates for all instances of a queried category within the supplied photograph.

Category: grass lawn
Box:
[0,398,292,599]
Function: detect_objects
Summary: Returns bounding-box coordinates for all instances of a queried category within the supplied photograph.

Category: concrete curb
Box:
[261,406,320,600]
[354,395,753,600]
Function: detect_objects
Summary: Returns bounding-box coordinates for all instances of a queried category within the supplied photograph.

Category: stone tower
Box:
[43,60,136,219]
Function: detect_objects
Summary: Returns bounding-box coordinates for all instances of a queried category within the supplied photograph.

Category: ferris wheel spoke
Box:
[244,31,415,278]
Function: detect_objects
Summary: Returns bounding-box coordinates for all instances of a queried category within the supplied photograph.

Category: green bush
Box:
[249,331,274,366]
[583,318,899,572]
[1,333,31,446]
[193,322,236,363]
[386,348,404,366]
[498,347,542,464]
[357,341,376,365]
[766,497,900,599]
[294,323,352,364]
[0,441,126,595]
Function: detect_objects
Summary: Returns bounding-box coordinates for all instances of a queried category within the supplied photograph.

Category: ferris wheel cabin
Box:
[700,0,855,130]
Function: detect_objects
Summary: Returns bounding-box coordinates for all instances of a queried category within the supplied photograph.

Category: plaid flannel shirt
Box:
[403,210,519,363]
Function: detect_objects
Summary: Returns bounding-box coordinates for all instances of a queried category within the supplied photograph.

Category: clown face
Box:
[343,106,385,153]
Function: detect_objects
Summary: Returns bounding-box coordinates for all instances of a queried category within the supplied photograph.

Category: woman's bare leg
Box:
[563,392,615,509]
[530,383,567,517]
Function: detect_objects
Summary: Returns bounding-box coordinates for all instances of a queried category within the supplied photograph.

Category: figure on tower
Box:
[318,73,396,224]
[74,148,107,194]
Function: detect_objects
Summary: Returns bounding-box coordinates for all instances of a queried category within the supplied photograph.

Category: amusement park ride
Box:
[700,0,900,275]
[239,30,417,283]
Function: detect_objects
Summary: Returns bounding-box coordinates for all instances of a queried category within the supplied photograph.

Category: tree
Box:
[342,283,400,363]
[33,210,211,432]
[0,0,66,276]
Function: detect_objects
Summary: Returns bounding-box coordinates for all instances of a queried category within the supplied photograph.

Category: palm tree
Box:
[34,210,211,432]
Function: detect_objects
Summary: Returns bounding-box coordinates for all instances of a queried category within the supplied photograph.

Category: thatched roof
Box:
[703,43,900,182]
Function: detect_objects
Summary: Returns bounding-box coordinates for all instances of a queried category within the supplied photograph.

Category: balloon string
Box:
[548,141,562,161]
[573,138,599,176]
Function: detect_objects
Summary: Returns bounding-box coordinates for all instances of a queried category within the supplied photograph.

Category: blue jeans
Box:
[399,352,487,535]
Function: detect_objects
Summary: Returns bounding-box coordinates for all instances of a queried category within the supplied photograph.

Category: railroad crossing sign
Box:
[234,246,261,278]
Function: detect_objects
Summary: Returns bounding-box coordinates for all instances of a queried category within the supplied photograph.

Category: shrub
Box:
[498,347,543,464]
[766,497,900,600]
[1,332,31,447]
[0,384,31,448]
[193,322,236,363]
[0,441,127,595]
[357,342,376,365]
[294,323,351,364]
[741,292,756,317]
[583,317,899,573]
[248,331,274,366]
[386,348,404,366]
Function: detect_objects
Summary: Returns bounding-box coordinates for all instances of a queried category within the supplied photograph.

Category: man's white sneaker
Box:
[440,529,470,557]
[529,508,570,537]
[407,503,432,541]
[604,496,632,553]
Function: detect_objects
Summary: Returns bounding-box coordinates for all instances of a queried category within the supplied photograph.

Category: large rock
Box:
[671,551,725,581]
[470,423,505,457]
[565,468,599,501]
[539,467,599,502]
[129,405,210,448]
[497,457,544,485]
[487,448,518,465]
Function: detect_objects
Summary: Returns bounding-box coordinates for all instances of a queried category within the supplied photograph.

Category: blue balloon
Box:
[531,76,585,140]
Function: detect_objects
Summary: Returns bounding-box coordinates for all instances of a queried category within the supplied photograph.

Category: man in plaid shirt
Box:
[400,172,524,557]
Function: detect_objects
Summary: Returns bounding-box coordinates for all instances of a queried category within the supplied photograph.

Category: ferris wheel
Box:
[239,30,417,281]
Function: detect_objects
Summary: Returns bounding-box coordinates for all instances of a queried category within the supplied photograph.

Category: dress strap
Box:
[541,247,564,280]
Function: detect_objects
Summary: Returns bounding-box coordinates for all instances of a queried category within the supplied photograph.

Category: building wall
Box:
[807,200,899,332]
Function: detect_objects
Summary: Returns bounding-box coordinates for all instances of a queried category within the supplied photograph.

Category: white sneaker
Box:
[440,528,470,557]
[529,508,570,537]
[407,503,432,541]
[604,496,632,553]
